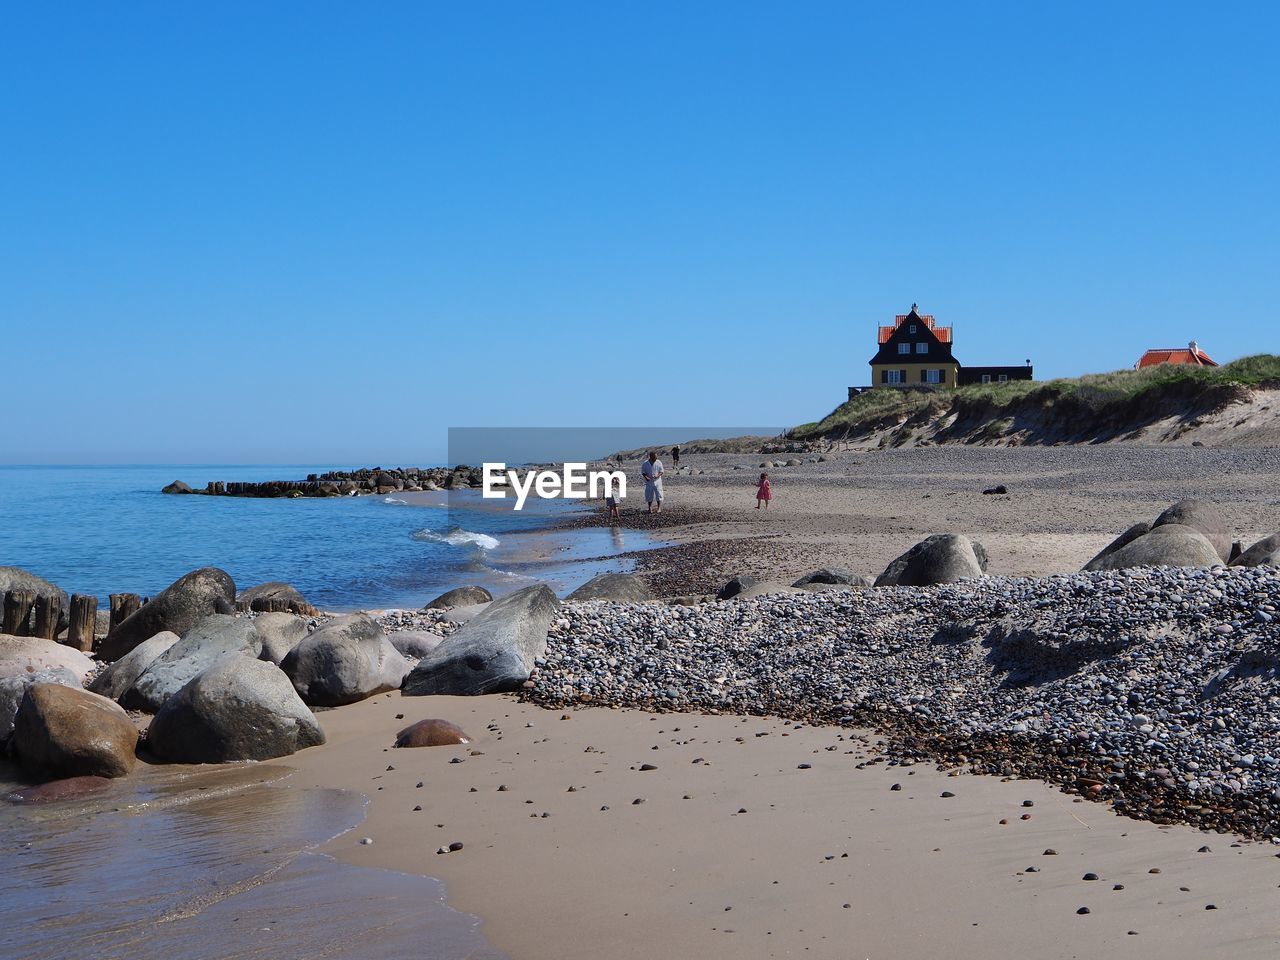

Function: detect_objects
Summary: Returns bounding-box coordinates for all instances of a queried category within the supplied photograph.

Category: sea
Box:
[0,464,659,609]
[0,464,659,960]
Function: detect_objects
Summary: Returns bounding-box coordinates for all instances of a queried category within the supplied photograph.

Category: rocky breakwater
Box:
[161,465,486,498]
[526,564,1280,838]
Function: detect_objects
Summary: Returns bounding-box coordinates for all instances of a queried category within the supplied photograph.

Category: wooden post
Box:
[235,598,251,613]
[262,597,291,613]
[109,593,142,632]
[32,595,59,640]
[2,590,35,636]
[67,595,98,652]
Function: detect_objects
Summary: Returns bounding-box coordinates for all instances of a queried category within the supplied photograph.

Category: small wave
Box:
[382,497,408,505]
[411,528,500,550]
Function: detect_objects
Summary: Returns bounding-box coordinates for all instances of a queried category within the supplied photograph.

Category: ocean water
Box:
[0,465,658,609]
[0,762,506,960]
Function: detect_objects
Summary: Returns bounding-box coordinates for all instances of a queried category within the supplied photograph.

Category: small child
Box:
[605,493,620,521]
[755,472,771,509]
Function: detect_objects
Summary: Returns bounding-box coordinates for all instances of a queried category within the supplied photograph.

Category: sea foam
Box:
[412,528,501,550]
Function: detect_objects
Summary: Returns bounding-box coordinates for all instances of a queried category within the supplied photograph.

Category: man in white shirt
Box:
[640,451,664,514]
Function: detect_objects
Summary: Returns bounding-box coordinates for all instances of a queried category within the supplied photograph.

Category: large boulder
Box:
[566,572,651,603]
[88,631,180,702]
[98,567,236,661]
[0,668,79,740]
[1153,500,1232,562]
[875,534,988,587]
[280,614,410,707]
[394,718,470,748]
[0,567,69,632]
[1082,522,1152,572]
[11,684,138,779]
[122,615,262,713]
[388,630,446,659]
[161,480,193,494]
[237,582,318,616]
[403,585,559,696]
[1088,523,1222,571]
[424,586,494,610]
[791,568,871,589]
[716,575,757,600]
[147,657,325,763]
[1232,532,1280,568]
[0,635,95,683]
[253,612,310,664]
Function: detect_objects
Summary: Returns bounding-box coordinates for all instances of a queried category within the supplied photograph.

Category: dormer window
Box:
[898,342,911,355]
[916,342,928,354]
[909,324,917,333]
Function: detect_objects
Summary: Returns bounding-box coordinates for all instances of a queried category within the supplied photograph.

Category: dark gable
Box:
[869,315,956,367]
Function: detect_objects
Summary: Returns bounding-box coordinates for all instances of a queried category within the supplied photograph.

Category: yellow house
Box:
[869,306,959,388]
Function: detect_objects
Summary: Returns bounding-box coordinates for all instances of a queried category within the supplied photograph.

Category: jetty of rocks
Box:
[161,466,485,498]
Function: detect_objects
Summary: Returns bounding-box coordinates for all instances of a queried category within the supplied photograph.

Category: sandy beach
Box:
[287,693,1280,960]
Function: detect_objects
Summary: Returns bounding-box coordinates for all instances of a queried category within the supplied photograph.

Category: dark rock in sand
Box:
[98,567,236,661]
[0,668,79,740]
[791,568,871,589]
[1153,499,1232,562]
[0,567,69,633]
[388,631,446,659]
[6,775,115,804]
[566,572,652,603]
[394,718,471,747]
[147,657,325,763]
[253,612,310,665]
[716,576,757,600]
[1088,524,1221,572]
[403,585,559,696]
[875,534,988,587]
[89,631,180,702]
[982,485,1008,495]
[237,581,318,616]
[161,480,193,494]
[0,636,95,683]
[1082,522,1152,572]
[123,615,262,713]
[1232,532,1280,568]
[424,586,494,610]
[12,684,138,779]
[281,614,410,707]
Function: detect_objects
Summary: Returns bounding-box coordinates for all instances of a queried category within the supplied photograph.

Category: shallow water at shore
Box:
[0,762,505,960]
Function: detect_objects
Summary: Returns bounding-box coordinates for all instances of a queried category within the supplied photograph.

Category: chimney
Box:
[1189,339,1199,354]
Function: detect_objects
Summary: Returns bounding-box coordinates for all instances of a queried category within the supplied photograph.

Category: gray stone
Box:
[0,668,78,740]
[1088,524,1222,572]
[716,576,758,600]
[438,603,490,626]
[0,635,95,683]
[0,567,69,633]
[161,480,193,494]
[403,585,559,696]
[12,683,138,779]
[388,631,446,659]
[791,568,871,589]
[89,631,180,701]
[566,573,652,603]
[98,567,236,661]
[1232,532,1280,568]
[281,614,410,707]
[424,586,494,609]
[123,615,262,713]
[1153,499,1232,562]
[237,582,317,616]
[253,612,310,664]
[875,534,988,587]
[147,657,325,763]
[1082,522,1152,572]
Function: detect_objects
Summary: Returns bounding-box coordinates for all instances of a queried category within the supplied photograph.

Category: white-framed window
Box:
[886,370,904,384]
[916,342,928,354]
[981,374,991,384]
[998,374,1008,383]
[909,324,917,333]
[926,369,941,384]
[898,342,911,355]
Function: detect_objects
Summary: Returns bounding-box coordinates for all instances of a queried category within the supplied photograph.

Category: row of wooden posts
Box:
[2,590,145,653]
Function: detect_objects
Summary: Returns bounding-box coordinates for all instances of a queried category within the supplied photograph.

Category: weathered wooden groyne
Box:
[162,466,484,499]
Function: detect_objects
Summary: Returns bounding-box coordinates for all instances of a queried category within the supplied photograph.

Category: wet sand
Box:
[287,694,1280,960]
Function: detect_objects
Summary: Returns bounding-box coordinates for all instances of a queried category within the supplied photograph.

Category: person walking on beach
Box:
[756,471,772,510]
[604,491,620,521]
[641,451,664,514]
[671,445,681,469]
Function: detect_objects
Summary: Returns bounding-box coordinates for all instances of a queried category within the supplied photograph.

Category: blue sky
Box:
[2,2,1277,464]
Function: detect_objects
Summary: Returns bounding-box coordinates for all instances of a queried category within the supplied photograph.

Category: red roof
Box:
[1136,347,1217,369]
[878,311,952,344]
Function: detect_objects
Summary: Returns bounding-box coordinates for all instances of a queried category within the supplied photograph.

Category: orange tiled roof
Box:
[878,313,952,344]
[1137,347,1217,369]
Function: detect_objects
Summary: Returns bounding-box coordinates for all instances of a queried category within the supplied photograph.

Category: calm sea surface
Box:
[0,465,658,608]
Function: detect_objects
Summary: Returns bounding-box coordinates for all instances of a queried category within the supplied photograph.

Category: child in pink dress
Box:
[756,472,771,509]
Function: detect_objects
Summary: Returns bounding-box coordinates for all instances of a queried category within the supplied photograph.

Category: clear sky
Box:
[3,2,1277,464]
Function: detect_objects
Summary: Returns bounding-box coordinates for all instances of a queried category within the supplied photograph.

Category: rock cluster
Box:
[527,564,1280,837]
